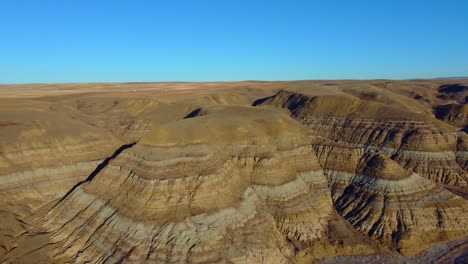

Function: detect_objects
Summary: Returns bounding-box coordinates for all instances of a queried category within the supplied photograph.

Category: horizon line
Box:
[1,77,467,86]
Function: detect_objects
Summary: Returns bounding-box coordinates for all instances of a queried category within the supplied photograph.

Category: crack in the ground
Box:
[53,142,137,207]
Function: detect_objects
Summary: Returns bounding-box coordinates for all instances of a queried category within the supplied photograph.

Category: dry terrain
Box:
[0,79,467,263]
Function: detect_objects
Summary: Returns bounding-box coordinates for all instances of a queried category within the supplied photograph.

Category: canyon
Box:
[0,80,467,263]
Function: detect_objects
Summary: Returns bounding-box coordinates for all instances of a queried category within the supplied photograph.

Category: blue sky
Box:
[1,0,467,83]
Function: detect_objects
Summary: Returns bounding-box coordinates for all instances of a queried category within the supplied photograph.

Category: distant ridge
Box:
[434,77,468,79]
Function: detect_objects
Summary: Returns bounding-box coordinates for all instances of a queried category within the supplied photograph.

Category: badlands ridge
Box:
[0,80,467,263]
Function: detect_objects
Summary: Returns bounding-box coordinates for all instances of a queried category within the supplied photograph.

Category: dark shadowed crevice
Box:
[184,108,202,119]
[252,95,274,106]
[438,84,468,94]
[53,142,137,207]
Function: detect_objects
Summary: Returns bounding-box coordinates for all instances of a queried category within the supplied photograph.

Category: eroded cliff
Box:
[0,80,467,263]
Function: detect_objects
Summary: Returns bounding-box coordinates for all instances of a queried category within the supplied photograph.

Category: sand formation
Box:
[0,80,467,263]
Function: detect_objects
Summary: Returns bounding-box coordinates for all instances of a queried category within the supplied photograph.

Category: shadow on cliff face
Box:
[54,142,137,206]
[252,90,310,115]
[86,142,137,183]
[439,84,468,94]
[252,95,274,106]
[438,84,468,104]
[183,107,208,119]
[184,108,203,119]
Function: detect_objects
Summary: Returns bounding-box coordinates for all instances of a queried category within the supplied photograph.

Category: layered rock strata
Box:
[325,154,467,254]
[255,90,468,253]
[255,90,467,187]
[2,107,335,263]
[1,82,467,263]
[0,100,123,261]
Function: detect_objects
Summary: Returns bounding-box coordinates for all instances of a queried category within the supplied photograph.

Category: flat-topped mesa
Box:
[255,90,467,187]
[53,97,191,142]
[34,106,334,263]
[140,106,309,148]
[255,89,424,120]
[257,90,456,148]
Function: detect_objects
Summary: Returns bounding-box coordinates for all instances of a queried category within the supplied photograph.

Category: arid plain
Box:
[0,80,467,263]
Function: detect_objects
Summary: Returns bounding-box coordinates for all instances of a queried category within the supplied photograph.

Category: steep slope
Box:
[0,99,122,209]
[437,84,468,104]
[2,107,335,263]
[254,89,468,254]
[327,153,467,254]
[0,80,467,263]
[0,98,122,259]
[255,89,467,187]
[433,104,468,131]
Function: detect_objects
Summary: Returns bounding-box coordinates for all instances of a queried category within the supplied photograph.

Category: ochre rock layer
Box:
[0,80,467,263]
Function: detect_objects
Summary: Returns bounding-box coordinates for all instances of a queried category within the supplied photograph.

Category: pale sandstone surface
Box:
[0,80,467,263]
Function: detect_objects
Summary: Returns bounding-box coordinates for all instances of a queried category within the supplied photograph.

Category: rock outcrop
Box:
[1,80,467,263]
[255,89,467,187]
[326,154,467,254]
[254,89,468,254]
[2,107,335,263]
